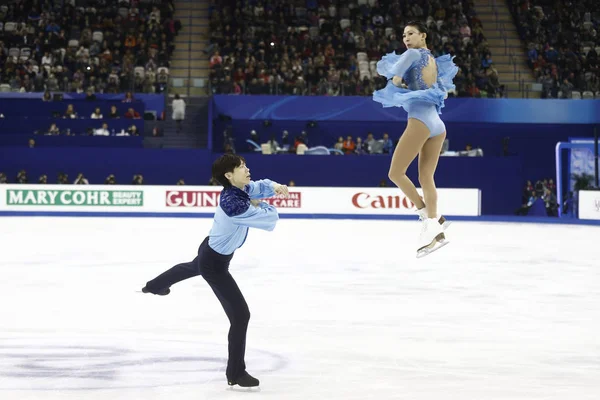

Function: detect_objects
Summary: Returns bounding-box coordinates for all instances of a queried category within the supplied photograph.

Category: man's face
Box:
[226,162,251,187]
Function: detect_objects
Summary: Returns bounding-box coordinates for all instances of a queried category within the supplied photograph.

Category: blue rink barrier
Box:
[211,96,600,188]
[0,149,522,215]
[1,211,599,226]
[0,93,163,118]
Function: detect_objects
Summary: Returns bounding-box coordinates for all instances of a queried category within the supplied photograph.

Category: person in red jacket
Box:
[342,135,356,155]
[124,108,141,119]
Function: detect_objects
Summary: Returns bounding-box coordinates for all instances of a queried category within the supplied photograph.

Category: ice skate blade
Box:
[416,236,449,259]
[227,385,261,392]
[441,220,452,230]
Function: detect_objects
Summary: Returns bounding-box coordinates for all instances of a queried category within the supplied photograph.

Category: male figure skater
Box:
[142,154,289,387]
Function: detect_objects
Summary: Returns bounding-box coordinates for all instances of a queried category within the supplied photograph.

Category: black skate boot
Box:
[141,286,170,296]
[228,372,259,387]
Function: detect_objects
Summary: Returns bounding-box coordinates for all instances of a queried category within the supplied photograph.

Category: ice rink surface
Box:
[0,216,599,400]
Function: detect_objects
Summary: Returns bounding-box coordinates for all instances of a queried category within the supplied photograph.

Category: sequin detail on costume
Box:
[402,48,435,91]
[220,187,251,217]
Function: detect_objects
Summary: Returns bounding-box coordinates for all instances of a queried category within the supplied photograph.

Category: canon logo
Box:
[351,192,414,209]
[166,191,222,207]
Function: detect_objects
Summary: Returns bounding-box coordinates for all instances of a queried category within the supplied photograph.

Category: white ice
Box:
[0,216,599,400]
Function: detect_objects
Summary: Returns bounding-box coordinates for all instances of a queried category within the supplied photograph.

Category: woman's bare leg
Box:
[388,119,431,209]
[418,132,446,219]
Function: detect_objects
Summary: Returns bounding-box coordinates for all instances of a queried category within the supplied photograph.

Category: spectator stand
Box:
[206,0,499,98]
[0,0,176,95]
[507,0,600,99]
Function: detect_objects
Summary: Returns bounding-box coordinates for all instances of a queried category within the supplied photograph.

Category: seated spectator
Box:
[382,133,394,154]
[85,89,97,101]
[210,51,223,67]
[122,92,135,103]
[46,123,60,135]
[355,137,368,155]
[482,55,493,69]
[56,173,69,184]
[41,52,53,67]
[94,123,110,136]
[108,105,120,119]
[91,108,103,119]
[105,174,117,185]
[543,188,558,216]
[267,135,280,153]
[42,91,52,102]
[125,108,141,119]
[132,174,144,185]
[515,191,538,215]
[333,137,344,152]
[127,125,140,136]
[74,173,89,185]
[16,170,28,184]
[64,104,77,119]
[0,172,7,183]
[342,136,356,155]
[364,133,376,153]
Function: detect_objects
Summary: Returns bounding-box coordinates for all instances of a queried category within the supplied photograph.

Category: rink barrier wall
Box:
[212,96,600,184]
[0,185,481,216]
[1,184,598,226]
[0,148,521,215]
[0,93,164,118]
[578,190,600,220]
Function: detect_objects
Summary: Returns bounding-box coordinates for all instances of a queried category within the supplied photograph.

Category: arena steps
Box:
[474,0,540,98]
[146,97,209,148]
[169,0,211,96]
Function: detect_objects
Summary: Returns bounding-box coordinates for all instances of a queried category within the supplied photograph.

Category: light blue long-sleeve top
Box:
[208,179,279,255]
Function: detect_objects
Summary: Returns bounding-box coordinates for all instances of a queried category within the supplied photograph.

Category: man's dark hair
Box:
[212,154,246,187]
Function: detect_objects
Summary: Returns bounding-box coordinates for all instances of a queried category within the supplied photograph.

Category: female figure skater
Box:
[372,21,458,258]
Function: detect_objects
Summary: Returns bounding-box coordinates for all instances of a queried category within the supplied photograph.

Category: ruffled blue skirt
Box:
[373,82,447,113]
[372,53,458,115]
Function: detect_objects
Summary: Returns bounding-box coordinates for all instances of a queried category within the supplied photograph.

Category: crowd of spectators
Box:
[508,0,600,99]
[207,0,502,98]
[0,0,180,94]
[515,178,558,216]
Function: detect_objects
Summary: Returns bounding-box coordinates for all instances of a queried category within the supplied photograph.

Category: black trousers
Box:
[144,237,250,381]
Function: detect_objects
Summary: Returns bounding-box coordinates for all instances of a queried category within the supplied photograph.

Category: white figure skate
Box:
[417,207,451,231]
[416,208,450,258]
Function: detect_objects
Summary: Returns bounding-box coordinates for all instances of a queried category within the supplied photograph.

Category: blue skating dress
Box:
[372,48,458,137]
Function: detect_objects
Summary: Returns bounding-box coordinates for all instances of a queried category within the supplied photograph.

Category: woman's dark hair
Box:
[405,20,428,35]
[212,154,246,187]
[405,20,429,45]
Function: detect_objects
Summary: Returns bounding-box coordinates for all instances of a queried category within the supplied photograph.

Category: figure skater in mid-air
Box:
[142,154,289,388]
[372,20,458,258]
